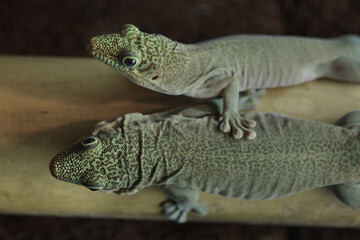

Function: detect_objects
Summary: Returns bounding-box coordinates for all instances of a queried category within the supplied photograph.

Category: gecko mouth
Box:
[88,49,178,95]
[90,51,120,69]
[90,52,165,91]
[87,186,117,193]
[84,182,106,191]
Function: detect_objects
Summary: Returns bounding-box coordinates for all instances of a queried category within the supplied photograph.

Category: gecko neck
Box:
[117,121,184,194]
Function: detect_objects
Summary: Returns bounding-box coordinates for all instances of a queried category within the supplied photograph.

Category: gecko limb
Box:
[317,57,360,83]
[220,82,259,139]
[333,182,360,209]
[123,89,266,125]
[161,184,207,223]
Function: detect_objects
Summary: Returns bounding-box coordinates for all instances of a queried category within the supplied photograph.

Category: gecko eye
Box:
[120,53,141,68]
[118,24,139,33]
[81,136,100,148]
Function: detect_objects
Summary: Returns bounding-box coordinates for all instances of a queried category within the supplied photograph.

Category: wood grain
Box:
[1,55,360,226]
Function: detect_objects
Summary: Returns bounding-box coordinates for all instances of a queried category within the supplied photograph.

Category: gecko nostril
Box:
[151,75,159,80]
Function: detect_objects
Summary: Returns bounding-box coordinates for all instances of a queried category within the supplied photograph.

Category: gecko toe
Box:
[246,130,257,140]
[163,202,177,214]
[168,209,182,221]
[219,119,231,133]
[232,126,244,139]
[241,118,256,128]
[162,200,206,223]
[220,112,257,139]
[178,211,188,223]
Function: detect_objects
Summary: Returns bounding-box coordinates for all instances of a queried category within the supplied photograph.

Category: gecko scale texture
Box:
[50,103,360,222]
[87,24,360,139]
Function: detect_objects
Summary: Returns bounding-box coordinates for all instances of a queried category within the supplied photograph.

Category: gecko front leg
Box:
[161,184,207,223]
[219,80,257,139]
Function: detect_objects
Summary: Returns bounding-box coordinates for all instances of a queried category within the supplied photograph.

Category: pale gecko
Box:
[87,24,360,139]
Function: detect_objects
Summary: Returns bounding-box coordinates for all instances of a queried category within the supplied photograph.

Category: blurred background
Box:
[1,0,360,239]
[2,0,360,56]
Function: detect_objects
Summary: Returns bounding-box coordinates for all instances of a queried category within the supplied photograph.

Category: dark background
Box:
[1,0,360,56]
[1,0,360,239]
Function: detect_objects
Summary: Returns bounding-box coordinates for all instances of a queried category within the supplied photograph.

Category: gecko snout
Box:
[49,152,71,180]
[86,38,95,54]
[49,157,58,178]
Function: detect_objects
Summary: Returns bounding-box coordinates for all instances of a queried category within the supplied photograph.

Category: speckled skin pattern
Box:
[50,103,360,222]
[87,25,360,140]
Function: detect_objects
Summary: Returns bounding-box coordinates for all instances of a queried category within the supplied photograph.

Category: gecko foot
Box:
[219,112,256,140]
[162,200,208,223]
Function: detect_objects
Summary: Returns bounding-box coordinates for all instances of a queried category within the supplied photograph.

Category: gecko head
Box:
[49,126,129,193]
[87,24,189,95]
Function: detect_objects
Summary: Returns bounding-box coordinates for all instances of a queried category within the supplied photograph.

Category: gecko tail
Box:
[338,34,360,47]
[333,110,360,208]
[334,110,360,128]
[332,182,360,209]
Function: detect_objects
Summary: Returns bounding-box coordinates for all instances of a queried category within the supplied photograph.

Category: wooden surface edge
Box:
[1,55,360,226]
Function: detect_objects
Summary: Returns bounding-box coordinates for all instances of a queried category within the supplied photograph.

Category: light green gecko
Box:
[50,94,360,223]
[87,24,360,139]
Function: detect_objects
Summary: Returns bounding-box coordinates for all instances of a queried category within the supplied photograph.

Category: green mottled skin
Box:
[87,24,360,139]
[50,101,360,222]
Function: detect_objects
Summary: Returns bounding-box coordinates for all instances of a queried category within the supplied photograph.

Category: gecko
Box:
[50,97,360,223]
[87,24,360,139]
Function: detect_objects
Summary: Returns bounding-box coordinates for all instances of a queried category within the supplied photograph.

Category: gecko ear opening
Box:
[119,24,139,33]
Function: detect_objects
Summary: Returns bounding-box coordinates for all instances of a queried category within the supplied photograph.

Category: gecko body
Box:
[50,101,360,222]
[87,25,360,139]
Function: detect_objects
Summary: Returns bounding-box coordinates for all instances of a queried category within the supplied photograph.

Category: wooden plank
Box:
[1,55,360,226]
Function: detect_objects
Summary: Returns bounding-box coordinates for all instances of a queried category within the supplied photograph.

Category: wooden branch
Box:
[1,55,360,226]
